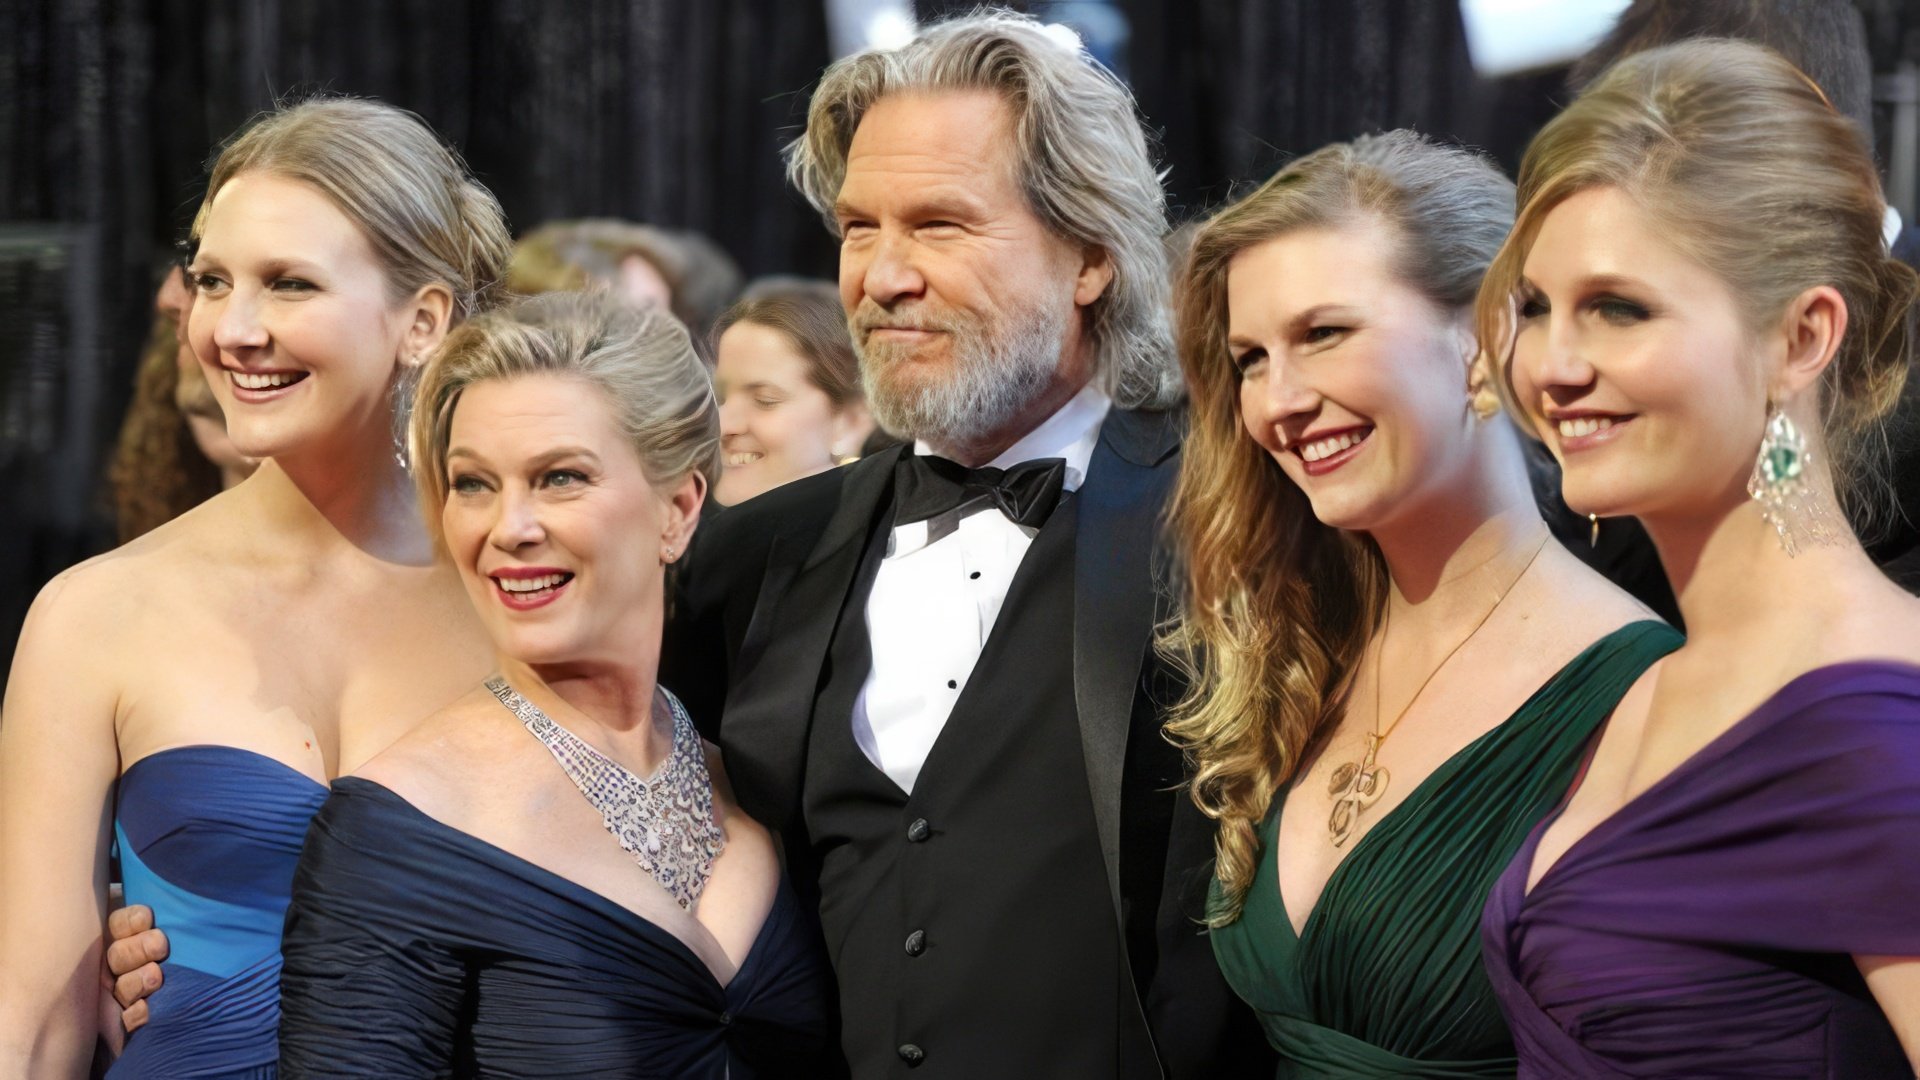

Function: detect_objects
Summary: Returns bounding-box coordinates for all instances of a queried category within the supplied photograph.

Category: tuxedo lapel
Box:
[1073,408,1183,917]
[718,447,904,834]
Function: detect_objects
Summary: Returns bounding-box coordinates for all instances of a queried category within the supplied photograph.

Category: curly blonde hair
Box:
[1161,131,1515,925]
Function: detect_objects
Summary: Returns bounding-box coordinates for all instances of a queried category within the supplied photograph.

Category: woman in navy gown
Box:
[277,290,834,1077]
[0,99,509,1077]
[1475,40,1920,1075]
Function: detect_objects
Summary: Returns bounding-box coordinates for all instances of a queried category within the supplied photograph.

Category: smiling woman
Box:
[1160,129,1675,1076]
[709,281,875,506]
[0,96,511,1079]
[274,291,835,1076]
[1474,40,1920,1078]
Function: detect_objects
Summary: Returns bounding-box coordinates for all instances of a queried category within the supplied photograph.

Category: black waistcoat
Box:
[801,495,1132,1077]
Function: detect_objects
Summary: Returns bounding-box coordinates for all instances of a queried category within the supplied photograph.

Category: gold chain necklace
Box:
[1326,530,1551,847]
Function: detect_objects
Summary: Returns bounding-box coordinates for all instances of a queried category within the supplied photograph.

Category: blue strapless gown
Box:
[110,746,328,1079]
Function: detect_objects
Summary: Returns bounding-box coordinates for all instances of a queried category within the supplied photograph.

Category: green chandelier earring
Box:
[1747,405,1838,555]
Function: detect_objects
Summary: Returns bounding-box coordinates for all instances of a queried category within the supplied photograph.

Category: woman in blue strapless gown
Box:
[278,292,835,1076]
[108,749,328,1078]
[0,97,511,1077]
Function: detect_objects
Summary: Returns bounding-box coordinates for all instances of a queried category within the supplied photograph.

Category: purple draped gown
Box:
[1481,661,1920,1078]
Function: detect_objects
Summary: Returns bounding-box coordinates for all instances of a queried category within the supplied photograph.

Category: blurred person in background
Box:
[709,279,877,506]
[110,263,259,543]
[506,218,743,361]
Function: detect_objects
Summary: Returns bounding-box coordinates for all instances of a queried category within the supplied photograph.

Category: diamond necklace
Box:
[485,677,726,909]
[1325,530,1551,847]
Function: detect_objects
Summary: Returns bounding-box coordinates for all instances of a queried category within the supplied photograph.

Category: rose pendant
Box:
[1327,761,1390,847]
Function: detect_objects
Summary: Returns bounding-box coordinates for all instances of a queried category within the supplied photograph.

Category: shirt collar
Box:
[913,383,1112,492]
[1885,205,1902,251]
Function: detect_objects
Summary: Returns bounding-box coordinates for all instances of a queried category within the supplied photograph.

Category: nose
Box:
[211,285,269,355]
[855,230,926,308]
[1523,312,1598,402]
[1261,355,1321,425]
[488,487,546,553]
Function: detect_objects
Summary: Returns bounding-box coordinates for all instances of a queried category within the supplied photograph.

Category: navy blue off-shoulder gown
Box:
[278,777,837,1078]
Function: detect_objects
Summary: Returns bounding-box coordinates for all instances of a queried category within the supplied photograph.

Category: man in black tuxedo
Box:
[662,11,1267,1079]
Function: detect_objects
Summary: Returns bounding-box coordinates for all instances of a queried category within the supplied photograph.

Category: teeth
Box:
[1556,416,1618,439]
[231,370,302,390]
[727,452,763,467]
[497,573,569,594]
[1299,429,1370,463]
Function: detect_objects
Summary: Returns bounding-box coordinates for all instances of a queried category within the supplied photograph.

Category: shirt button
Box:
[905,929,927,956]
[969,570,981,579]
[906,817,931,842]
[898,1043,925,1065]
[946,679,957,689]
[717,1010,732,1026]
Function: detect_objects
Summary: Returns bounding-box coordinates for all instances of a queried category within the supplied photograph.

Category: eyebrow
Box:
[1226,303,1359,351]
[257,258,327,279]
[1520,272,1653,295]
[184,253,327,278]
[445,446,602,469]
[833,191,988,224]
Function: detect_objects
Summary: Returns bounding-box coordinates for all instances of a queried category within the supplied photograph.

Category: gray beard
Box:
[853,300,1069,452]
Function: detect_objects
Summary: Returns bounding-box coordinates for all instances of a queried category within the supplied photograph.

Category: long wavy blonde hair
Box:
[1161,130,1515,924]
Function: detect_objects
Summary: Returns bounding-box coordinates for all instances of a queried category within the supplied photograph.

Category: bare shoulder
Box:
[1506,543,1668,667]
[30,492,260,633]
[8,553,141,700]
[1835,574,1920,667]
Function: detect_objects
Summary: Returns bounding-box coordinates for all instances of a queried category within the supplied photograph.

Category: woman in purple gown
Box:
[1475,39,1920,1076]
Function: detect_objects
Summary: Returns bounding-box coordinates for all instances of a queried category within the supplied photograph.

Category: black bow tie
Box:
[892,454,1068,530]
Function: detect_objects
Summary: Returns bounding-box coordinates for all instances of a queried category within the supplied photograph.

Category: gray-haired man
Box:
[664,12,1267,1077]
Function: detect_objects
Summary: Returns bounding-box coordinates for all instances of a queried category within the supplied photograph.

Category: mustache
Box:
[848,303,968,337]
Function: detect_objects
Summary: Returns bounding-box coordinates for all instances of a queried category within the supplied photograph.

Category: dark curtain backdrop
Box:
[0,0,840,677]
[0,0,1561,679]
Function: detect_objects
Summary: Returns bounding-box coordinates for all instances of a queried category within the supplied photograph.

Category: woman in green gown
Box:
[1160,130,1680,1076]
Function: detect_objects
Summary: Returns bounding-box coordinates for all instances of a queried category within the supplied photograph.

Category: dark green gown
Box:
[1209,620,1681,1078]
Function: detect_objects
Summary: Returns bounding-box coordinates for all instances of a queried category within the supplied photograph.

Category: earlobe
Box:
[404,283,457,363]
[666,471,707,555]
[1074,248,1115,307]
[1775,285,1846,401]
[1455,317,1502,421]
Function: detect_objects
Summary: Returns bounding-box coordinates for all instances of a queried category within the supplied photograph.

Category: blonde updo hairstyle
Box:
[192,97,512,325]
[1162,130,1516,925]
[409,291,722,551]
[1477,39,1918,515]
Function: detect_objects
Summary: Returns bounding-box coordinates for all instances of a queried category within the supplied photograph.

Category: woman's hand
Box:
[104,904,169,1035]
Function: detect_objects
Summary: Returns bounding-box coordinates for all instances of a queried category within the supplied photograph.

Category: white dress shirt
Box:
[851,384,1112,793]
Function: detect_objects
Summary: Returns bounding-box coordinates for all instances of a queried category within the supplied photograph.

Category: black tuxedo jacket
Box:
[662,406,1268,1078]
